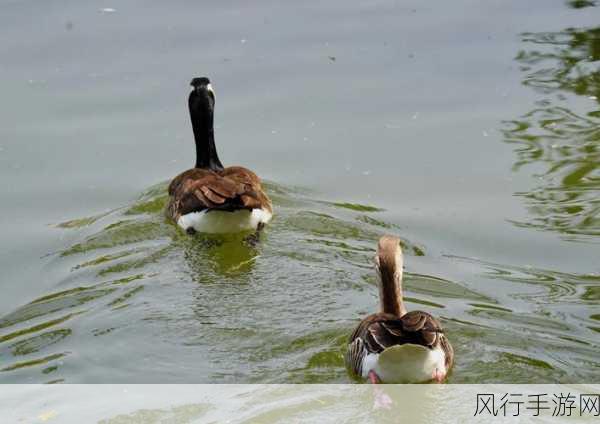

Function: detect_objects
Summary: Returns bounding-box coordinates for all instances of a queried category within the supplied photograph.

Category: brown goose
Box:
[346,235,453,383]
[167,77,272,234]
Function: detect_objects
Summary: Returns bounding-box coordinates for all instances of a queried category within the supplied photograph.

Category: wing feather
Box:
[166,166,272,220]
[346,311,446,376]
[200,186,226,204]
[345,338,366,377]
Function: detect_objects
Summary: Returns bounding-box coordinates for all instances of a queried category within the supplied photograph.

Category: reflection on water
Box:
[504,26,600,238]
[517,27,600,98]
[0,181,599,383]
[7,384,600,423]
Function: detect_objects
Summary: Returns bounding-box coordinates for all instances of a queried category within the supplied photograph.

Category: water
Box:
[6,384,600,423]
[0,0,598,386]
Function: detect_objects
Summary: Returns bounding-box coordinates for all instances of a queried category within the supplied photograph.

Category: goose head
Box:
[190,77,215,117]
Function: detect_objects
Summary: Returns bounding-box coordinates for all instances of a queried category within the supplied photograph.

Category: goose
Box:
[167,77,272,234]
[346,235,453,383]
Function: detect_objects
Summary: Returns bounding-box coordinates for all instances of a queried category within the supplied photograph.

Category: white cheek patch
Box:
[206,83,214,96]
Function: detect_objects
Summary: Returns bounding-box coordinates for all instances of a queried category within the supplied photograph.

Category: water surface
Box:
[0,0,598,384]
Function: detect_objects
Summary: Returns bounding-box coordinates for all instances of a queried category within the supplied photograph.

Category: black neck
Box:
[189,92,223,171]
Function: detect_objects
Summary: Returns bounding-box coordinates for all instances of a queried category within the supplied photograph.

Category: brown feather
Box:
[346,311,448,377]
[205,179,238,198]
[188,189,209,206]
[440,334,454,369]
[200,186,226,204]
[166,166,272,221]
[400,311,428,332]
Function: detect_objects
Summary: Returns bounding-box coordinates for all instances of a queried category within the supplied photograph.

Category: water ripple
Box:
[0,182,598,383]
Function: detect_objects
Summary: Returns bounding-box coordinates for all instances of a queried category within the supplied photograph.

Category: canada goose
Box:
[167,77,272,234]
[346,235,453,383]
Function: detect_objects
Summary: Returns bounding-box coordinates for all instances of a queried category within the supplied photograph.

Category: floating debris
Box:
[384,123,402,129]
[328,56,336,62]
[99,8,116,13]
[27,79,47,85]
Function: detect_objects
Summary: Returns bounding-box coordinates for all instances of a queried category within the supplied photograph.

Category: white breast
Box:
[177,208,272,234]
[361,344,446,383]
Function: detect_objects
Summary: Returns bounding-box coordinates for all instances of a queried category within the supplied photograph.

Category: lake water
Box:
[0,0,598,385]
